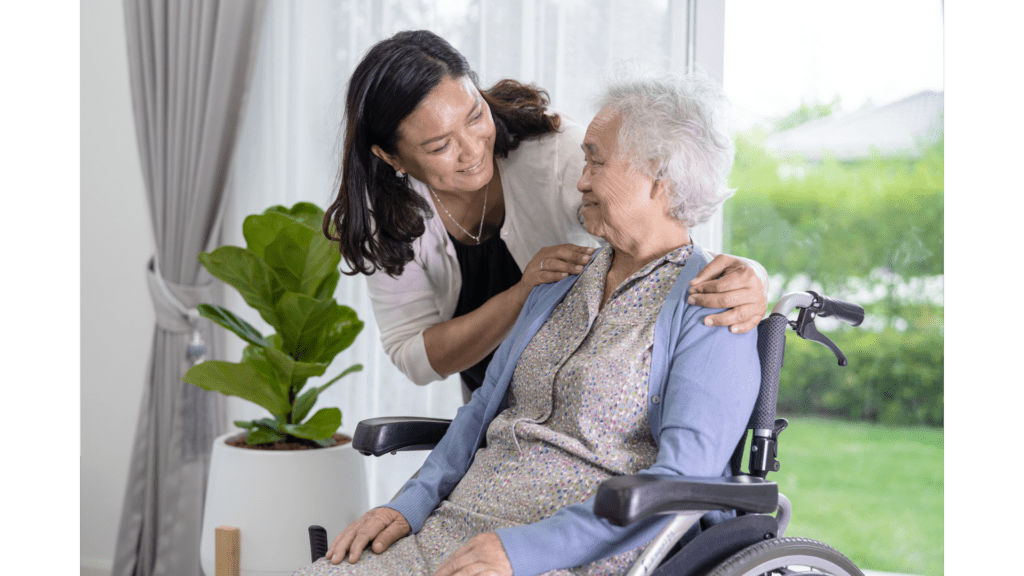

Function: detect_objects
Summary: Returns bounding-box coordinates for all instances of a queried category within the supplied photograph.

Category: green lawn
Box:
[769,417,944,575]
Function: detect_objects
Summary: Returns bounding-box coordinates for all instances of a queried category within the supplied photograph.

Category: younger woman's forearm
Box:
[422,282,532,378]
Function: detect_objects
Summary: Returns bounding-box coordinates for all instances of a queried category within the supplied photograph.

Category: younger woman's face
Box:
[379,75,497,195]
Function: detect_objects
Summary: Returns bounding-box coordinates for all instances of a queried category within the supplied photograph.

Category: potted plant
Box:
[183,201,369,576]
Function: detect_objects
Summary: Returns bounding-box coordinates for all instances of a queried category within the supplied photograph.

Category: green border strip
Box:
[3,0,79,569]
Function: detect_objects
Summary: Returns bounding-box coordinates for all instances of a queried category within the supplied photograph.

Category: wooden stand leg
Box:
[215,526,241,576]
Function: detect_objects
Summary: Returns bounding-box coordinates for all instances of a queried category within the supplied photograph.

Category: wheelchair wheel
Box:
[703,537,863,576]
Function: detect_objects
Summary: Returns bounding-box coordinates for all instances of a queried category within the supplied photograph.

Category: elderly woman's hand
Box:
[433,532,512,576]
[327,507,411,565]
[688,254,768,334]
[516,244,595,294]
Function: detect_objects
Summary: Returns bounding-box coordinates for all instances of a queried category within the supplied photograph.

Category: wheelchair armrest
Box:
[593,474,778,527]
[351,417,452,456]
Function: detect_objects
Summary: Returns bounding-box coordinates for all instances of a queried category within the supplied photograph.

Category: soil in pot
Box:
[224,432,352,451]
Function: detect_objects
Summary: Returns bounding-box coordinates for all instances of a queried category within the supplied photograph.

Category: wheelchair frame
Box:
[309,291,867,576]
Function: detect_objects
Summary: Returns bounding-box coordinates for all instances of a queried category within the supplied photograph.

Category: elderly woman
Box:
[294,71,760,576]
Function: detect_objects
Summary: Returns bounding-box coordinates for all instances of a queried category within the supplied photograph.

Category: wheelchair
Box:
[308,291,867,576]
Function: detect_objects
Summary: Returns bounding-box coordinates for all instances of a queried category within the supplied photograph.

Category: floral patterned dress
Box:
[293,245,693,576]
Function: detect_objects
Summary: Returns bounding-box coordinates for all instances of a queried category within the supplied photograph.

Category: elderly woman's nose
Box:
[577,164,591,192]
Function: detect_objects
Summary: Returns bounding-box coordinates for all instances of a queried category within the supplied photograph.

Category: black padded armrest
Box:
[594,474,778,527]
[351,417,452,456]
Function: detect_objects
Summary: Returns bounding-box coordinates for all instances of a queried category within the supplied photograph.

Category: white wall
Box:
[81,0,154,573]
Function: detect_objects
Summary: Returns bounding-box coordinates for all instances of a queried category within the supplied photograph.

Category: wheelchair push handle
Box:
[769,291,863,324]
[770,291,865,367]
[750,314,787,436]
[753,289,864,428]
[813,292,865,327]
[747,291,865,477]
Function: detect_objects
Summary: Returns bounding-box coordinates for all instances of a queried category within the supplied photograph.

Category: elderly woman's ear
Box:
[647,174,768,334]
[688,255,769,334]
[652,175,671,198]
[651,178,680,223]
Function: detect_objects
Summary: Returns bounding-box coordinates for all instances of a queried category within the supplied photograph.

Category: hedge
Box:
[775,327,943,426]
[724,132,943,426]
[724,136,944,289]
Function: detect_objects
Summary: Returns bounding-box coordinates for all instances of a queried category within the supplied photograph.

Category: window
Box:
[721,2,943,573]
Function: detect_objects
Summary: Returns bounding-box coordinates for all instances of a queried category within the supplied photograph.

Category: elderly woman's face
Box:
[386,75,497,194]
[577,108,666,246]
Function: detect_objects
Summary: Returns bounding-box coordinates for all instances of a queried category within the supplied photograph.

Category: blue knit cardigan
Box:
[384,245,761,575]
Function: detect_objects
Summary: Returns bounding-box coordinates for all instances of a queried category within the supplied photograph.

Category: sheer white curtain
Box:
[224,0,713,507]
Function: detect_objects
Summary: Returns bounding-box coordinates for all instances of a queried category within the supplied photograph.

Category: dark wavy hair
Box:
[323,30,561,277]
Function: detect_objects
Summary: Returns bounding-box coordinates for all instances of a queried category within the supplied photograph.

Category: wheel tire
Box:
[703,537,863,576]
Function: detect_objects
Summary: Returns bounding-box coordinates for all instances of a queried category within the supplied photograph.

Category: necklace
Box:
[429,178,490,244]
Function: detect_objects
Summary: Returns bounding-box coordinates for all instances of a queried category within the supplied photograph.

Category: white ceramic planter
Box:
[200,432,369,576]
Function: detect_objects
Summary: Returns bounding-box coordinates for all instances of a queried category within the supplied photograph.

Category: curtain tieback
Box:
[146,256,216,364]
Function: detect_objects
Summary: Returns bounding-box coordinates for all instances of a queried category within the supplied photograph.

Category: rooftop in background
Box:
[764,91,944,162]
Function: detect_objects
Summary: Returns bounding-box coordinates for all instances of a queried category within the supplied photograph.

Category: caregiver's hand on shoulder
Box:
[688,254,768,334]
[433,532,512,576]
[517,244,595,292]
[327,507,410,565]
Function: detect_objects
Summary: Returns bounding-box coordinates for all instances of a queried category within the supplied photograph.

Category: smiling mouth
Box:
[461,160,486,174]
[582,199,598,208]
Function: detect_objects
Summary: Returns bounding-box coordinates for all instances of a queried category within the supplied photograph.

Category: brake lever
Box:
[793,307,849,366]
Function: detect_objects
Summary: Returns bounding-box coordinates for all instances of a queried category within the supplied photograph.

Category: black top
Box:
[449,224,523,394]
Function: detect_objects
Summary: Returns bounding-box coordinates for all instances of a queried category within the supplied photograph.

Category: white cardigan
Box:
[365,116,599,385]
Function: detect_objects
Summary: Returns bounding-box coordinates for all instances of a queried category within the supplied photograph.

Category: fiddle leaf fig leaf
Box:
[292,363,362,424]
[311,268,341,301]
[289,359,330,385]
[182,360,291,418]
[289,361,330,395]
[197,304,271,348]
[238,418,287,445]
[246,425,286,445]
[283,408,342,441]
[292,388,319,424]
[274,293,335,361]
[267,333,284,350]
[310,305,364,363]
[265,202,324,230]
[251,340,292,376]
[198,246,283,327]
[317,364,363,395]
[253,344,328,395]
[247,204,330,258]
[263,220,340,298]
[242,211,289,261]
[241,344,289,402]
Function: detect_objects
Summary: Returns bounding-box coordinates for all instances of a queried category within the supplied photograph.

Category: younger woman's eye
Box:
[432,141,450,154]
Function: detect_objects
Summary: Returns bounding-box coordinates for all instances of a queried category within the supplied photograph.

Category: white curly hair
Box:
[595,66,736,227]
